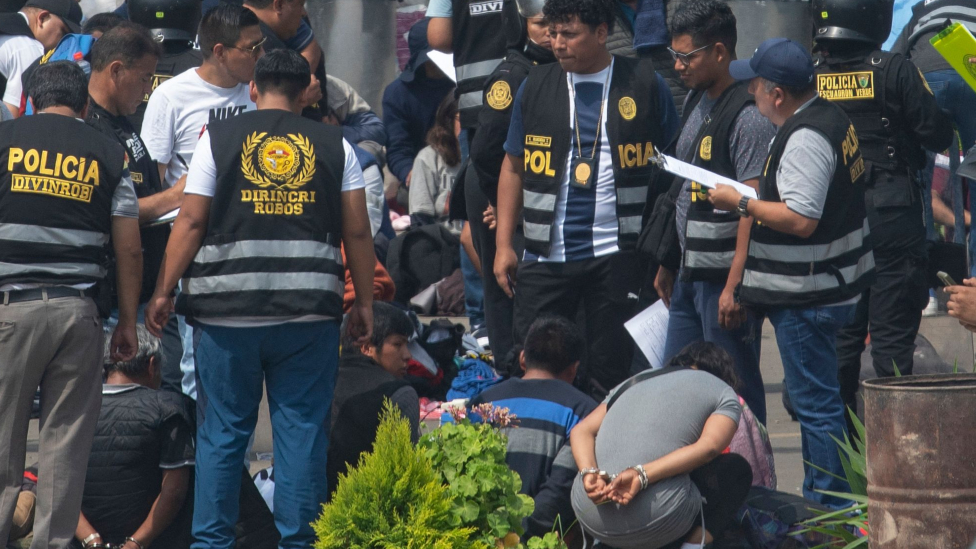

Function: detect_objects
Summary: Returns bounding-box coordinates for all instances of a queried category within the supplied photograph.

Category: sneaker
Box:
[922,296,939,317]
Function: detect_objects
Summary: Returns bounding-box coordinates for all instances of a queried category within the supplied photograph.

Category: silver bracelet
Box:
[125,536,146,549]
[630,464,648,491]
[81,533,101,549]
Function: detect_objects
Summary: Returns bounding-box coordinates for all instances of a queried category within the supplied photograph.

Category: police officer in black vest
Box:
[709,38,874,508]
[0,0,79,117]
[0,60,141,547]
[427,0,521,131]
[87,25,189,333]
[466,0,555,373]
[812,0,953,424]
[126,0,204,130]
[494,0,678,396]
[145,49,375,547]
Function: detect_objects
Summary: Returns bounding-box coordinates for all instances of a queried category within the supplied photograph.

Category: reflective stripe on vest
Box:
[523,190,556,211]
[747,220,868,263]
[742,250,875,295]
[619,215,642,236]
[686,218,738,240]
[193,239,341,264]
[617,186,647,205]
[456,58,504,82]
[182,271,343,296]
[743,219,873,295]
[523,221,550,243]
[0,260,106,280]
[0,223,109,247]
[459,90,485,111]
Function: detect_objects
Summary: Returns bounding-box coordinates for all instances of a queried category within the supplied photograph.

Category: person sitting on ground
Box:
[570,341,753,549]
[408,93,462,233]
[72,324,195,549]
[326,302,419,498]
[468,315,597,538]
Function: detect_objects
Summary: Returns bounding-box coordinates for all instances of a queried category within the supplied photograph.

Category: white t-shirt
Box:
[141,68,255,189]
[0,19,43,108]
[183,129,367,327]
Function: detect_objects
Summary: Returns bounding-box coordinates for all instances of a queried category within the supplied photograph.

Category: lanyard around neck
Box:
[569,63,612,161]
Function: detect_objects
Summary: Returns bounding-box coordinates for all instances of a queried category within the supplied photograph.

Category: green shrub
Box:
[313,401,486,549]
[420,404,535,547]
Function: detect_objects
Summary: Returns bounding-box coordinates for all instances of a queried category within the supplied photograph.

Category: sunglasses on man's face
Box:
[229,36,267,58]
[667,43,715,66]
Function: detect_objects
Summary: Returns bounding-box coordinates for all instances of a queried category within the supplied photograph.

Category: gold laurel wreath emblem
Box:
[241,132,317,190]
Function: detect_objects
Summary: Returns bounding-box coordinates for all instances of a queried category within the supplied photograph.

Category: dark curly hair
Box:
[666,341,739,391]
[668,0,738,53]
[543,0,616,34]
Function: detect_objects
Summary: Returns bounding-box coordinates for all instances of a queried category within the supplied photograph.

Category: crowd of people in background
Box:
[0,0,975,548]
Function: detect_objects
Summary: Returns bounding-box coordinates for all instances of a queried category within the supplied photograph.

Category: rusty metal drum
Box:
[863,374,976,548]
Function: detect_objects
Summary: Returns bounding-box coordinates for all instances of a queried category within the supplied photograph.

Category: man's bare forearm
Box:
[112,217,143,327]
[154,194,210,298]
[342,188,375,306]
[129,468,190,547]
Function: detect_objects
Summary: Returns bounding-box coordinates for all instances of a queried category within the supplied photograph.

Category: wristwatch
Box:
[736,195,751,217]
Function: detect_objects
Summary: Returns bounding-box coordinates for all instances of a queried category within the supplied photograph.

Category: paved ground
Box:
[23,312,975,496]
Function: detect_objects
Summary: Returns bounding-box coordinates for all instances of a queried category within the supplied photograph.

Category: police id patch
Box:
[240,132,317,215]
[618,96,637,120]
[487,81,512,110]
[699,136,712,161]
[817,71,874,101]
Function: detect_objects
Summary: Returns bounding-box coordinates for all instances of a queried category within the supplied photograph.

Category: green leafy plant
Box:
[313,401,485,549]
[420,403,535,548]
[800,408,868,548]
[523,532,569,549]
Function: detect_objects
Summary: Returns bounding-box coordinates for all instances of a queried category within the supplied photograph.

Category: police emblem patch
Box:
[618,96,637,120]
[699,136,712,161]
[241,132,316,190]
[487,81,512,110]
[965,54,976,79]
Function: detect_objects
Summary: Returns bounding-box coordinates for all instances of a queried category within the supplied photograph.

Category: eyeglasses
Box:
[667,43,715,66]
[229,36,267,58]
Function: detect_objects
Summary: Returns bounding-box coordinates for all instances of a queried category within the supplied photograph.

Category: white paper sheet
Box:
[426,51,457,83]
[148,208,179,227]
[660,154,758,199]
[624,300,670,370]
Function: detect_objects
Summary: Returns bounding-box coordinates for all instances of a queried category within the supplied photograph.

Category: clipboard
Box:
[652,150,758,199]
[930,22,976,93]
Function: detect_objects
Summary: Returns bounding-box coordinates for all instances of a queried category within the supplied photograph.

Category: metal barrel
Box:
[863,374,976,548]
[726,0,814,56]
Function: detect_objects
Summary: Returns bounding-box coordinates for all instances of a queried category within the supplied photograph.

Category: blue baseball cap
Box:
[729,38,814,88]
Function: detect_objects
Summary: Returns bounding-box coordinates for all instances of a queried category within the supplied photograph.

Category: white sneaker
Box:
[922,296,939,317]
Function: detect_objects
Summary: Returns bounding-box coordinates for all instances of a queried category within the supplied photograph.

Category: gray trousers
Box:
[0,295,103,549]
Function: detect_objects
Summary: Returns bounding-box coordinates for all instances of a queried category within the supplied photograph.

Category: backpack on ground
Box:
[386,224,460,304]
[735,487,833,548]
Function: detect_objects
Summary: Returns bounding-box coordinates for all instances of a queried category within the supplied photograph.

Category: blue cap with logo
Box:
[729,38,814,88]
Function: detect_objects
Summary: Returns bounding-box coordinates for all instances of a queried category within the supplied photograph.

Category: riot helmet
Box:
[813,0,893,46]
[128,0,202,43]
[516,0,544,19]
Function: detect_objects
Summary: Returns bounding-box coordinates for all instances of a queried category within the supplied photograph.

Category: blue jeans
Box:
[191,321,340,549]
[662,278,765,424]
[461,233,485,327]
[767,305,855,508]
[926,69,976,273]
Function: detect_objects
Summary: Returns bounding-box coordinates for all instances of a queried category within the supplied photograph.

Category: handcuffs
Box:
[82,534,146,549]
[580,464,649,490]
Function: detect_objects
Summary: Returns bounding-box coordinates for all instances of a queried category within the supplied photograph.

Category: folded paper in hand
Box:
[658,153,758,199]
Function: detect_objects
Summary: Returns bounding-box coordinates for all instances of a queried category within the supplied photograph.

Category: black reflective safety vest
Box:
[680,82,754,282]
[127,43,203,131]
[519,56,665,257]
[176,109,346,322]
[451,0,517,128]
[0,114,127,286]
[470,40,555,204]
[0,13,35,101]
[815,50,926,179]
[739,97,875,309]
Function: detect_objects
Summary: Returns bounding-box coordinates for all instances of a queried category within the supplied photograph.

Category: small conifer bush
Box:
[313,401,487,549]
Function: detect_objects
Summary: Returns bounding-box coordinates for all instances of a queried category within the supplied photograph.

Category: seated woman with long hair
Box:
[570,342,753,549]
